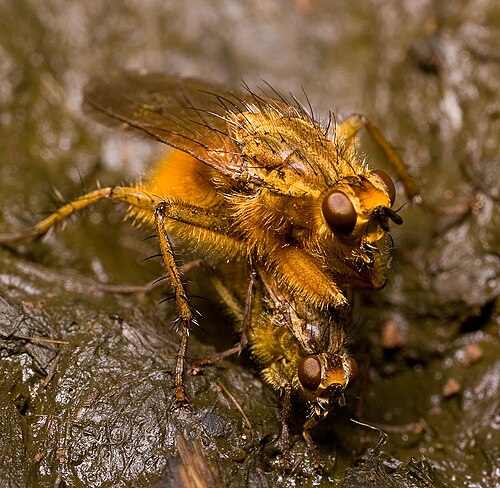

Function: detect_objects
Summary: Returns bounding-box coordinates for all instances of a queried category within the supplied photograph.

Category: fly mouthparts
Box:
[386,208,403,225]
[325,384,347,407]
[374,206,403,231]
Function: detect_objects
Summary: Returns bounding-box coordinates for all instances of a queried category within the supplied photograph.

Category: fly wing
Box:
[83,72,262,177]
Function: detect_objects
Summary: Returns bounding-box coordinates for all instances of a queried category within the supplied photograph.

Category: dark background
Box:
[0,1,498,486]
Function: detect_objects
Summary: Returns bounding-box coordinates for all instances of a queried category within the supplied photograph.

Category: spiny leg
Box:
[338,114,421,203]
[154,202,194,410]
[190,271,256,373]
[151,203,235,408]
[0,184,232,408]
[0,186,159,243]
[92,259,207,294]
[0,183,232,245]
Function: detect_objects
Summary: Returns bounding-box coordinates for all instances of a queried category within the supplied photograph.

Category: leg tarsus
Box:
[302,418,326,470]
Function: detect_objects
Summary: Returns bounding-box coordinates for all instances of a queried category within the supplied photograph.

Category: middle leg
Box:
[190,269,256,373]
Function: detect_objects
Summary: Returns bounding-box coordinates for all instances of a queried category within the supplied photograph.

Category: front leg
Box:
[152,200,242,408]
[272,247,348,310]
[337,114,421,203]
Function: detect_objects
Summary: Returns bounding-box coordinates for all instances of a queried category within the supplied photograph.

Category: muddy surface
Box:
[0,1,498,487]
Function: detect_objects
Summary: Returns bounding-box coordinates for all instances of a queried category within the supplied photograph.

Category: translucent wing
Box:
[84,72,267,176]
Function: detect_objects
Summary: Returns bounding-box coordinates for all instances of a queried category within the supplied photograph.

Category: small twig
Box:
[215,380,255,438]
[362,418,427,436]
[12,335,69,345]
[350,418,388,450]
[176,434,225,488]
[41,349,65,389]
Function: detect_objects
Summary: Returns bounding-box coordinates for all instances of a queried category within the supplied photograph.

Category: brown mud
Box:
[0,1,498,486]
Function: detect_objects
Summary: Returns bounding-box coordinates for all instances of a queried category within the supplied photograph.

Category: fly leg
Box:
[189,344,242,374]
[152,202,247,409]
[337,114,421,203]
[0,186,160,243]
[279,383,293,468]
[189,270,256,373]
[302,417,326,470]
[154,202,196,410]
[91,259,206,294]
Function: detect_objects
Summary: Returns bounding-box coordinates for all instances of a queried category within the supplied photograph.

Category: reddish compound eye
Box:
[372,170,396,206]
[298,356,322,391]
[321,190,356,234]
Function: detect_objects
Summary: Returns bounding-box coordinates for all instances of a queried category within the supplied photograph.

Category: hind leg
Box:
[0,186,159,243]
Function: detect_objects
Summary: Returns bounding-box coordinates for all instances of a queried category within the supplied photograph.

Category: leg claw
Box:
[170,392,192,413]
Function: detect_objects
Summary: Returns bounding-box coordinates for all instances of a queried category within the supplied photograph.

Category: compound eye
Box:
[372,170,396,206]
[298,356,322,391]
[321,190,357,234]
[345,357,358,389]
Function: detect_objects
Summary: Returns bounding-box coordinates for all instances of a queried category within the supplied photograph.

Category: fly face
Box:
[318,170,403,290]
[296,352,358,416]
[249,276,357,421]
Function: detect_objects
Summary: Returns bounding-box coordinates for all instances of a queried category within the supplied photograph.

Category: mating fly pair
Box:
[0,72,417,462]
